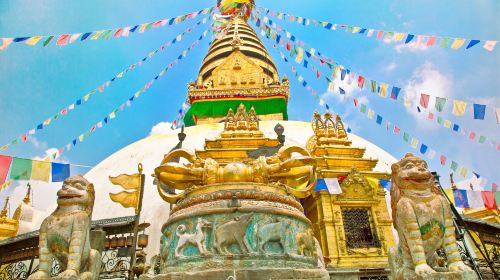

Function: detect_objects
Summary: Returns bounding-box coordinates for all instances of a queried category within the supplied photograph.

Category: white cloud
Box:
[383,62,397,73]
[403,61,453,127]
[149,122,173,136]
[394,42,429,53]
[31,148,69,163]
[320,72,363,104]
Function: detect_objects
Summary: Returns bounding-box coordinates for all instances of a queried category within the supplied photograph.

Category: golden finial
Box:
[450,173,457,190]
[0,197,9,218]
[23,183,31,204]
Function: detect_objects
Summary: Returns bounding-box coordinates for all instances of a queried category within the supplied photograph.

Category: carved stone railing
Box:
[187,84,289,100]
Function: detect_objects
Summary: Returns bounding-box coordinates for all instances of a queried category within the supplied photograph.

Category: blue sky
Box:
[0,0,499,202]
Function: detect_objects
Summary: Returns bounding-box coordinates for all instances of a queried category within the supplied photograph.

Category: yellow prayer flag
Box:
[183,50,187,57]
[109,190,139,209]
[394,33,405,41]
[84,94,90,102]
[91,31,103,40]
[319,99,325,106]
[109,111,116,119]
[31,160,50,182]
[366,177,380,190]
[444,120,452,128]
[43,118,51,125]
[176,34,182,42]
[117,72,124,78]
[26,36,43,46]
[352,27,360,33]
[411,138,419,148]
[139,24,148,33]
[109,173,141,190]
[328,82,335,92]
[450,38,465,49]
[452,100,467,116]
[79,134,84,142]
[459,167,468,178]
[379,83,388,97]
[368,109,375,119]
[444,189,454,204]
[295,47,304,63]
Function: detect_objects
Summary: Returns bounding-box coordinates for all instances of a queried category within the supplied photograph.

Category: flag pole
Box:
[129,163,145,280]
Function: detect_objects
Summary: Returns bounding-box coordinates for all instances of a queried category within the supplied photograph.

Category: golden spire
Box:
[0,197,8,218]
[450,173,457,190]
[23,183,31,204]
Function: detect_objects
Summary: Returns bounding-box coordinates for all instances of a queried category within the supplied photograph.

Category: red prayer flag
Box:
[316,70,321,79]
[469,132,476,140]
[61,109,68,115]
[419,94,430,109]
[493,183,498,192]
[354,98,358,106]
[427,36,437,46]
[286,41,291,51]
[114,28,123,38]
[428,112,434,120]
[21,134,27,142]
[99,85,104,92]
[393,126,401,134]
[376,30,384,39]
[0,155,12,185]
[481,191,497,209]
[56,34,70,46]
[440,155,447,165]
[357,76,365,88]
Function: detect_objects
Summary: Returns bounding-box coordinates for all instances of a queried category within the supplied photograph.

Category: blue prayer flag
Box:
[325,23,333,29]
[315,179,328,192]
[405,34,415,44]
[290,35,295,42]
[346,127,352,133]
[376,115,382,125]
[473,104,486,120]
[14,37,30,43]
[417,106,421,113]
[303,60,308,68]
[256,19,261,27]
[339,87,346,95]
[380,179,390,190]
[51,163,70,182]
[466,40,480,49]
[305,51,311,58]
[453,124,459,132]
[72,139,77,146]
[81,32,92,41]
[130,25,139,32]
[420,144,428,154]
[326,104,330,110]
[391,87,401,100]
[341,69,346,80]
[111,77,116,82]
[37,124,43,130]
[76,99,82,106]
[359,28,367,34]
[473,172,480,179]
[168,18,175,25]
[453,189,470,208]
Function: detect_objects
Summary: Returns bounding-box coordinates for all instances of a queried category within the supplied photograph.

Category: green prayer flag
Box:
[437,116,443,124]
[435,97,447,112]
[440,37,450,48]
[370,80,377,92]
[450,161,458,171]
[43,36,54,47]
[403,132,410,142]
[495,192,500,208]
[360,104,367,113]
[479,135,486,143]
[101,30,113,39]
[10,158,32,180]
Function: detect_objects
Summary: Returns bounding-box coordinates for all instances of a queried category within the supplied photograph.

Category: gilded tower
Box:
[183,16,290,126]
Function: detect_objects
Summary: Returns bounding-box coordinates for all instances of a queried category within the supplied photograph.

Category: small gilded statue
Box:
[28,176,101,280]
[388,153,476,280]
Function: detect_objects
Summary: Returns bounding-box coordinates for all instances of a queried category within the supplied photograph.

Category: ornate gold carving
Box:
[336,168,374,200]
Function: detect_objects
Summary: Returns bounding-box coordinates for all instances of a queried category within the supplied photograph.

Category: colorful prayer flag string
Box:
[251,12,498,151]
[0,19,210,153]
[48,28,210,160]
[253,20,498,192]
[257,6,498,52]
[0,7,215,51]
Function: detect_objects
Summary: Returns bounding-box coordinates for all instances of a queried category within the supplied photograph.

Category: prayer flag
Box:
[56,34,70,46]
[466,40,480,49]
[450,38,465,49]
[440,155,447,165]
[368,109,375,119]
[322,178,342,194]
[391,87,401,100]
[80,32,92,41]
[453,124,459,132]
[10,158,32,180]
[411,138,419,149]
[0,155,12,185]
[366,177,381,191]
[360,104,367,113]
[295,47,303,63]
[469,132,476,140]
[370,80,377,92]
[419,94,430,109]
[51,163,70,182]
[451,161,458,171]
[420,144,428,154]
[0,38,13,51]
[496,108,500,124]
[31,160,50,182]
[483,40,497,51]
[403,132,410,142]
[459,166,468,177]
[379,83,388,97]
[435,97,446,112]
[467,190,484,208]
[339,87,346,95]
[25,36,43,46]
[427,36,436,46]
[91,31,103,40]
[376,115,382,125]
[440,37,450,48]
[393,126,400,134]
[444,189,454,204]
[481,191,497,209]
[357,76,365,88]
[444,120,451,128]
[495,192,500,208]
[473,104,486,120]
[452,100,467,116]
[380,179,391,190]
[69,33,81,43]
[427,149,436,160]
[405,34,414,44]
[453,189,469,208]
[43,36,54,47]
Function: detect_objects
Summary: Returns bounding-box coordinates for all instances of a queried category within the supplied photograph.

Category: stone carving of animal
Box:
[175,217,212,257]
[28,175,101,280]
[388,153,475,280]
[256,218,291,254]
[296,228,316,257]
[214,213,253,255]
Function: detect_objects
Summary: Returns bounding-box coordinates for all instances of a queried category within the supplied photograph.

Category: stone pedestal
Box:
[145,183,329,280]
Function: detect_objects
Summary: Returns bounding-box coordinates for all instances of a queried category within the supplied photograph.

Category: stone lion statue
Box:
[388,153,475,280]
[28,176,101,280]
